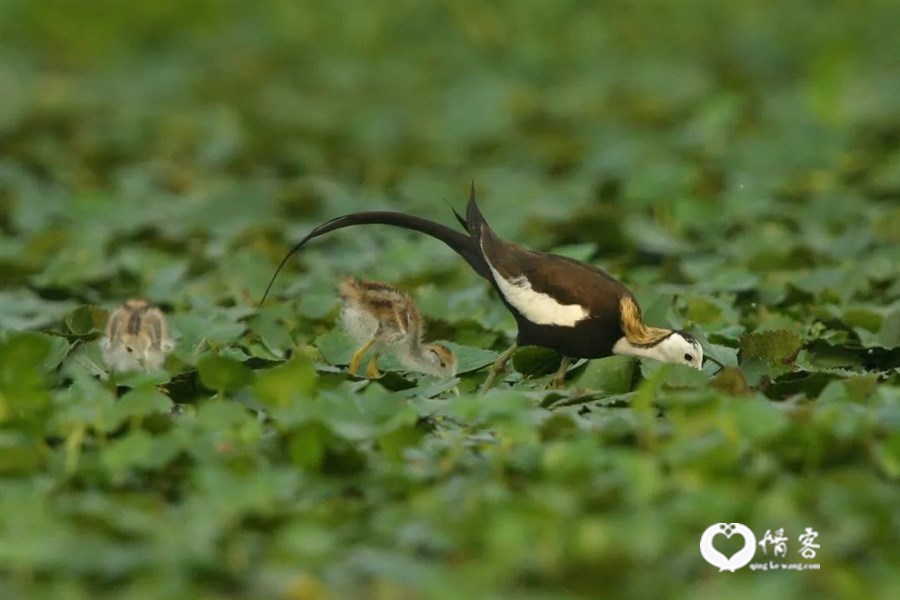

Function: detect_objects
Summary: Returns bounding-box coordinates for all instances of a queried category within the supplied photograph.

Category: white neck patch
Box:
[612,333,703,369]
[487,264,589,327]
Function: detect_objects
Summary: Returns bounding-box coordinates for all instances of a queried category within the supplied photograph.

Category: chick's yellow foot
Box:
[366,354,382,379]
[348,338,376,377]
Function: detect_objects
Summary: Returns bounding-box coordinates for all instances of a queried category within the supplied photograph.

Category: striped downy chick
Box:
[101,299,175,372]
[337,276,457,379]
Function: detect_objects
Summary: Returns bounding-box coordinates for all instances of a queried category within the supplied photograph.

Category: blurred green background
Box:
[1,1,899,599]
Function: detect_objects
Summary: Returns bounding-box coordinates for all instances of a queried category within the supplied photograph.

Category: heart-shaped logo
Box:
[699,523,757,572]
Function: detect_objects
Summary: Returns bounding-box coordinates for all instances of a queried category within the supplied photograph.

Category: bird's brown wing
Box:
[465,194,631,317]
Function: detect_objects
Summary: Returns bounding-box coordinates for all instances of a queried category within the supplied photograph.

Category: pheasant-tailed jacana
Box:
[262,186,702,391]
[101,299,176,372]
[338,275,457,379]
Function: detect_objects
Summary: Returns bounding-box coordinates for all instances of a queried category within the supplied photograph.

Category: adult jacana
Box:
[262,185,702,390]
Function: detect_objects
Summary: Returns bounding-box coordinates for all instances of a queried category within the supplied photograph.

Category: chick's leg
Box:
[366,353,382,379]
[348,338,377,376]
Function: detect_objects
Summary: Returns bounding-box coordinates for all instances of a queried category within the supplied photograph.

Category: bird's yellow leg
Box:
[479,342,518,394]
[366,353,382,379]
[549,356,572,388]
[348,338,376,376]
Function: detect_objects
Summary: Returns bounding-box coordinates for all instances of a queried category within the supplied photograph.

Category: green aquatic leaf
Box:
[253,355,317,407]
[102,430,180,479]
[288,423,327,470]
[639,359,710,391]
[113,368,172,389]
[623,216,688,255]
[512,346,562,377]
[316,385,417,441]
[378,423,425,461]
[197,352,253,394]
[0,331,65,425]
[575,356,635,393]
[105,388,174,430]
[0,430,43,474]
[314,329,356,367]
[0,289,78,331]
[245,305,297,359]
[733,397,790,441]
[48,371,117,436]
[65,305,108,336]
[710,366,751,396]
[880,309,900,349]
[739,330,803,365]
[438,341,498,375]
[167,312,246,358]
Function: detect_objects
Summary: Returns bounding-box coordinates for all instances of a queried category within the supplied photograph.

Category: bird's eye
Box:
[126,347,134,353]
[684,353,693,362]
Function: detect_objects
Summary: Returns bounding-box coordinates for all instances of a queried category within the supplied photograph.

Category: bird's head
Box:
[122,332,152,360]
[615,295,704,369]
[651,331,703,369]
[422,343,458,377]
[613,330,703,369]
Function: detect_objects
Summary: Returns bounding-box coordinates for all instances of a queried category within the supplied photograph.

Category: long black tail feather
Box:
[259,211,491,306]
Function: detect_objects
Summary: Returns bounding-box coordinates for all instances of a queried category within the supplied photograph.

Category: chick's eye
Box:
[684,353,693,362]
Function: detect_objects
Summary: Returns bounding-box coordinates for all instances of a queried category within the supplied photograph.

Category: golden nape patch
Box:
[620,295,672,347]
